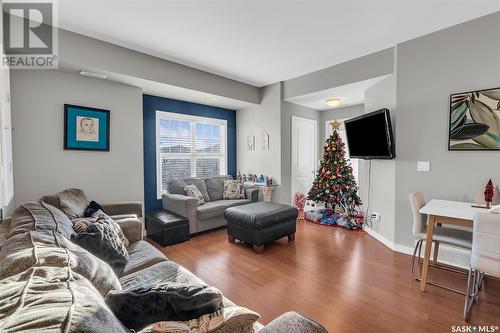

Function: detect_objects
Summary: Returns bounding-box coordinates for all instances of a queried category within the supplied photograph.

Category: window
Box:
[156,111,227,198]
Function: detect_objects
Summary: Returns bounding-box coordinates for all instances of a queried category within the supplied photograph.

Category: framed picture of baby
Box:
[64,104,110,151]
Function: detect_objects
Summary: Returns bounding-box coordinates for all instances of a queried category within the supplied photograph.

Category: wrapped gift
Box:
[294,192,307,219]
[305,209,330,222]
[319,212,340,225]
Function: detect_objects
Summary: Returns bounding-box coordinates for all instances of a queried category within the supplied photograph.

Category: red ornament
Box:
[485,179,494,207]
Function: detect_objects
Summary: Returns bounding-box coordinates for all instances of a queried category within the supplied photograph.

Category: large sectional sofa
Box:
[0,189,328,333]
[163,176,259,234]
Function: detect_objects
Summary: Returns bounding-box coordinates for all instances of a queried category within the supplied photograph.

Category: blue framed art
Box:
[64,104,110,151]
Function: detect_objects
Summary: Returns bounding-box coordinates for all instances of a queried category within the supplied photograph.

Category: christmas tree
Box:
[308,120,362,217]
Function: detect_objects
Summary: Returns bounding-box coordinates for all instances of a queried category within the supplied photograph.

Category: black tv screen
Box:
[344,109,395,159]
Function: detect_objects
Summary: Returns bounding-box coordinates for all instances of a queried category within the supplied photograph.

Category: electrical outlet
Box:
[370,212,380,222]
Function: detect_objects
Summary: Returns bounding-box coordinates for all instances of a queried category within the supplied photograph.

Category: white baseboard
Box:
[363,226,470,269]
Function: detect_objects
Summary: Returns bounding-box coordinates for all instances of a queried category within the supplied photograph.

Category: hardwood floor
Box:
[147,221,500,332]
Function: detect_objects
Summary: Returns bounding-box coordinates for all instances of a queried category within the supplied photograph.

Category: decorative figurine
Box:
[243,174,247,182]
[259,175,265,183]
[485,179,494,208]
[237,171,242,182]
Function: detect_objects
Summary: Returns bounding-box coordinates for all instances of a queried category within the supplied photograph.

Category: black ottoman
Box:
[146,210,189,247]
[224,202,298,254]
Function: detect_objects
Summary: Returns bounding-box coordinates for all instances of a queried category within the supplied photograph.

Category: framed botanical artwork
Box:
[64,104,110,151]
[449,87,500,150]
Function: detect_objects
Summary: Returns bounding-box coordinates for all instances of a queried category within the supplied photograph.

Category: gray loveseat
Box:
[163,176,259,234]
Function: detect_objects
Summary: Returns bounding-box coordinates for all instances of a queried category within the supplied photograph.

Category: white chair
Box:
[464,212,500,320]
[409,192,473,293]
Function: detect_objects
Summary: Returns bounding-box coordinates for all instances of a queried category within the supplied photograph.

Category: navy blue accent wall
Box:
[143,94,237,213]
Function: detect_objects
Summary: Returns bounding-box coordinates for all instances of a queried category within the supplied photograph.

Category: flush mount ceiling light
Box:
[326,98,342,107]
[79,70,107,79]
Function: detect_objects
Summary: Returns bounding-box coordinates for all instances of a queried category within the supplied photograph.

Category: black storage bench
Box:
[224,202,298,254]
[146,210,189,247]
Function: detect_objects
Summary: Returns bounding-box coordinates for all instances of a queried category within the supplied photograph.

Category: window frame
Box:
[156,111,227,199]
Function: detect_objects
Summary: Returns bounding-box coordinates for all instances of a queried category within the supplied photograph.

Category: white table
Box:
[418,199,485,291]
[244,182,279,202]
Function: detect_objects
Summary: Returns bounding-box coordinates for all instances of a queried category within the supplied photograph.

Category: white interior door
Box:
[291,116,317,204]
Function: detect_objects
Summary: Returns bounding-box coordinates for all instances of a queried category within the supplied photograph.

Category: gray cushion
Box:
[197,199,251,220]
[0,267,128,333]
[8,202,75,239]
[56,188,89,219]
[121,240,168,277]
[168,178,210,202]
[259,311,328,333]
[120,260,207,291]
[105,282,222,331]
[205,176,232,201]
[0,230,121,296]
[71,218,130,274]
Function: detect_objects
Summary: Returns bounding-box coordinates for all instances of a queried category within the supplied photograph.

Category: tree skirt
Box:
[305,209,364,230]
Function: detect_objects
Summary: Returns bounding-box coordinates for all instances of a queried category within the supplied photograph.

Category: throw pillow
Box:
[84,200,104,217]
[223,180,245,200]
[71,216,130,274]
[144,306,260,333]
[56,188,90,219]
[205,176,232,201]
[105,283,223,331]
[92,210,130,247]
[168,178,211,202]
[71,211,129,247]
[183,185,205,205]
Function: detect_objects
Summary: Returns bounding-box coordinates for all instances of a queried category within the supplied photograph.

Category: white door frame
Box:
[291,116,318,205]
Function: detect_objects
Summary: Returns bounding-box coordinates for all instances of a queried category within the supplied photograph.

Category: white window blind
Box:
[156,111,227,198]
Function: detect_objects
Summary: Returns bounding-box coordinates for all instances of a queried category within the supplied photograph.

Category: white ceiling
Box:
[285,75,389,110]
[57,1,500,88]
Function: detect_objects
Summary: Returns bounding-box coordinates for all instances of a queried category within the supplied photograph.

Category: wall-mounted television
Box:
[344,109,395,159]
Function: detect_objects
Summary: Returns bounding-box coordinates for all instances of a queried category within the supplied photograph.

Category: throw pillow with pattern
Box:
[223,180,245,200]
[145,306,259,333]
[71,216,130,274]
[92,210,130,247]
[183,185,205,205]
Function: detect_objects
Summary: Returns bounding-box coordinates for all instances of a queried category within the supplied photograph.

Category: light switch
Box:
[417,161,430,172]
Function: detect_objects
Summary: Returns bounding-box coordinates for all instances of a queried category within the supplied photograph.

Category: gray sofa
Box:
[163,176,259,234]
[0,188,327,332]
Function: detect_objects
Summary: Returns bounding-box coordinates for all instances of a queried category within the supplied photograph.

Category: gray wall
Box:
[58,28,260,104]
[363,75,397,243]
[280,101,320,204]
[237,83,283,202]
[318,104,364,142]
[283,48,395,99]
[394,12,500,247]
[11,70,144,205]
